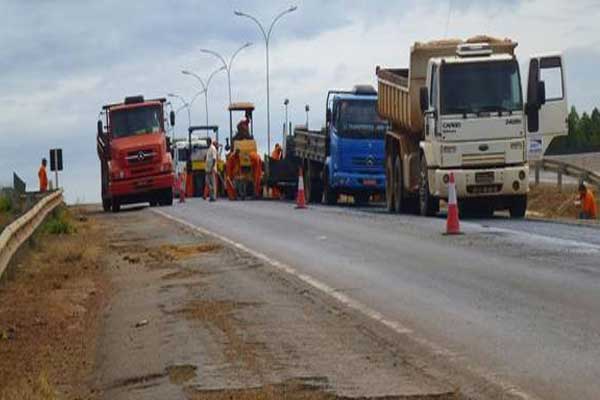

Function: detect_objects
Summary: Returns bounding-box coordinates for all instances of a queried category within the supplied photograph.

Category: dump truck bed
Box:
[293,128,327,163]
[377,36,518,135]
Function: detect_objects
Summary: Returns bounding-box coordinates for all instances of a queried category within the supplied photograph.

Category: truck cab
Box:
[324,85,388,204]
[97,95,174,212]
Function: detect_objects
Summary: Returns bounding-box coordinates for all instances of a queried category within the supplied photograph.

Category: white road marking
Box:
[153,208,540,400]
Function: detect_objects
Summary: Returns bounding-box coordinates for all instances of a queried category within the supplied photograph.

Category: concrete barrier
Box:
[0,190,63,279]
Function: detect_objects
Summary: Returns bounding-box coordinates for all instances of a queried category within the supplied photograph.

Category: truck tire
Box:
[509,195,527,219]
[111,199,121,213]
[418,156,439,217]
[385,155,396,213]
[322,169,337,206]
[394,155,404,213]
[102,198,111,212]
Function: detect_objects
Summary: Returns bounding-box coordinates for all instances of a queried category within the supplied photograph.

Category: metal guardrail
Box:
[533,159,600,191]
[0,190,63,279]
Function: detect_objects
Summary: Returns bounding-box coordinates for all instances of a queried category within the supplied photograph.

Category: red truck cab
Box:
[97,95,174,212]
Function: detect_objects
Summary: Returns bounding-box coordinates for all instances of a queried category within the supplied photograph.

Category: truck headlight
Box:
[510,141,523,150]
[442,145,457,154]
[119,170,125,179]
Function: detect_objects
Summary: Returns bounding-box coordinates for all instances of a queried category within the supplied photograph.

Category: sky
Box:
[1,0,599,203]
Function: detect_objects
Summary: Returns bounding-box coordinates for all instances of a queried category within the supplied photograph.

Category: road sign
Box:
[49,148,63,189]
[49,148,63,172]
[528,134,543,161]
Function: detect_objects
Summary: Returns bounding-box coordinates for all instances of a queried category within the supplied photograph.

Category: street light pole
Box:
[200,43,253,142]
[234,5,298,155]
[182,67,226,128]
[305,104,310,129]
[283,98,289,138]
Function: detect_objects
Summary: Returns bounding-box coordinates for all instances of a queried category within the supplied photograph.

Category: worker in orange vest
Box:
[270,143,283,199]
[38,158,48,192]
[577,183,597,220]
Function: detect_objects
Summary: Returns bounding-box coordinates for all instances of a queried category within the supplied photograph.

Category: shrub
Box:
[42,207,75,235]
[0,195,12,213]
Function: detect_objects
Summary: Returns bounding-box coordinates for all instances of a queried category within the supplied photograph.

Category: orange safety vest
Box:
[38,165,48,192]
[271,147,282,161]
[581,190,597,219]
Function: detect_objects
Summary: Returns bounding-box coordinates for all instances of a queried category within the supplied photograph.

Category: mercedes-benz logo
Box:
[366,156,374,167]
[137,151,145,161]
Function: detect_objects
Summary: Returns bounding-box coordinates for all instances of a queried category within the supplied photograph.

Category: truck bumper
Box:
[332,172,386,193]
[109,172,174,198]
[432,165,529,199]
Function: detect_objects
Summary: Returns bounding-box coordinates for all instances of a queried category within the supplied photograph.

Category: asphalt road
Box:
[159,199,600,400]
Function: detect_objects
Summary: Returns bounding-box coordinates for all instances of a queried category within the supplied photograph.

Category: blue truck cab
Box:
[323,85,388,205]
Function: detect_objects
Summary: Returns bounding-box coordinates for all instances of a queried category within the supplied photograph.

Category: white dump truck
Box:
[377,36,568,218]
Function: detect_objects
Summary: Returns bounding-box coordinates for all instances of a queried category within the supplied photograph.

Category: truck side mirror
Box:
[326,108,331,122]
[419,87,429,114]
[538,81,546,106]
[166,137,172,152]
[97,120,103,136]
[170,110,176,127]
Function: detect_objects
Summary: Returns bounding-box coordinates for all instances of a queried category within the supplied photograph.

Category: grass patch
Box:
[0,372,57,400]
[42,206,76,235]
[0,195,12,213]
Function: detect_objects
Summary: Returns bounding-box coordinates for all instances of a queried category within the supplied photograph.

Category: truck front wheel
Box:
[385,155,396,213]
[111,199,121,213]
[102,198,111,212]
[322,170,337,206]
[418,157,439,217]
[509,195,527,219]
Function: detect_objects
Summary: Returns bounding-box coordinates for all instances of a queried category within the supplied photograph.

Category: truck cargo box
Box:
[376,36,517,136]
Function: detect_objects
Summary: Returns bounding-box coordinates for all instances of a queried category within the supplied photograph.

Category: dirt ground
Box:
[527,183,599,221]
[0,207,109,400]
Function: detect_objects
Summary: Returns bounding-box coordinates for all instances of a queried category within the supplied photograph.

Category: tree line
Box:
[546,107,600,155]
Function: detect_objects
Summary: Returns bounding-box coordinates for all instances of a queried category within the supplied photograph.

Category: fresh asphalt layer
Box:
[158,199,600,400]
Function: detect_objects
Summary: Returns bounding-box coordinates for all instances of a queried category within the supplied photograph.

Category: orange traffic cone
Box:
[446,172,461,235]
[295,168,307,209]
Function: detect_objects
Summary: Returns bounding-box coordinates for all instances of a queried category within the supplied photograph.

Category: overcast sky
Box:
[1,0,599,203]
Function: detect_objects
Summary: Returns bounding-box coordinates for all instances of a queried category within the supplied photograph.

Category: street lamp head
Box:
[289,5,298,12]
[243,42,253,48]
[167,93,176,97]
[284,99,289,105]
[305,104,310,112]
[181,70,191,75]
[234,10,244,16]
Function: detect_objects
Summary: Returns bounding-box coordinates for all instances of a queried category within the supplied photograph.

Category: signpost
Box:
[49,148,63,189]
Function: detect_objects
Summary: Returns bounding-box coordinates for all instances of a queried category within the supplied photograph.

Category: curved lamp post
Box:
[200,43,253,141]
[181,66,226,128]
[234,5,298,155]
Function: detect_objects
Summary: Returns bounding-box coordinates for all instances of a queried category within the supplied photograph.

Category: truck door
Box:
[526,54,568,158]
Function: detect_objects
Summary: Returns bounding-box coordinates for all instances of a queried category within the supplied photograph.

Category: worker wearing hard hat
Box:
[270,144,283,199]
[38,158,48,193]
[233,118,251,143]
[576,183,597,220]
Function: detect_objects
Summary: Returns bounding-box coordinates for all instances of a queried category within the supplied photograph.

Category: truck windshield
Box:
[111,106,162,138]
[336,100,388,139]
[440,60,523,116]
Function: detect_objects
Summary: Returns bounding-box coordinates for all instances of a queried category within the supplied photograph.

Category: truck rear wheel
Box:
[394,156,404,213]
[509,195,527,219]
[385,155,396,213]
[418,157,439,217]
[354,193,369,206]
[322,169,337,206]
[160,188,174,206]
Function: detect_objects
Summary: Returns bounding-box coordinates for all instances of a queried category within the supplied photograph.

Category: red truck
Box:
[97,95,175,212]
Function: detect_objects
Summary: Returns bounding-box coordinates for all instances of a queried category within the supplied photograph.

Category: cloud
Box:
[0,0,598,203]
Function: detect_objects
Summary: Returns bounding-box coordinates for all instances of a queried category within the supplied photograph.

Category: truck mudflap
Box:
[431,165,529,199]
[109,172,174,197]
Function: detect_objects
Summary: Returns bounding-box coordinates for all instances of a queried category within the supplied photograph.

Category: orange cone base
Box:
[445,204,461,235]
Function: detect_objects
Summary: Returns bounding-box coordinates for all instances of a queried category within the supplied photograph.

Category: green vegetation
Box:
[42,207,75,235]
[547,107,600,155]
[0,195,12,213]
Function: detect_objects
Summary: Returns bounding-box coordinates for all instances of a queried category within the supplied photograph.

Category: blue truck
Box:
[266,85,387,205]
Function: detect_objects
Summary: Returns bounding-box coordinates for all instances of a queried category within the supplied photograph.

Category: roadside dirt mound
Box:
[527,183,599,220]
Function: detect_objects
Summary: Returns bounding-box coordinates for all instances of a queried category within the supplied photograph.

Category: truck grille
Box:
[462,152,505,167]
[126,149,156,165]
[352,156,384,168]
